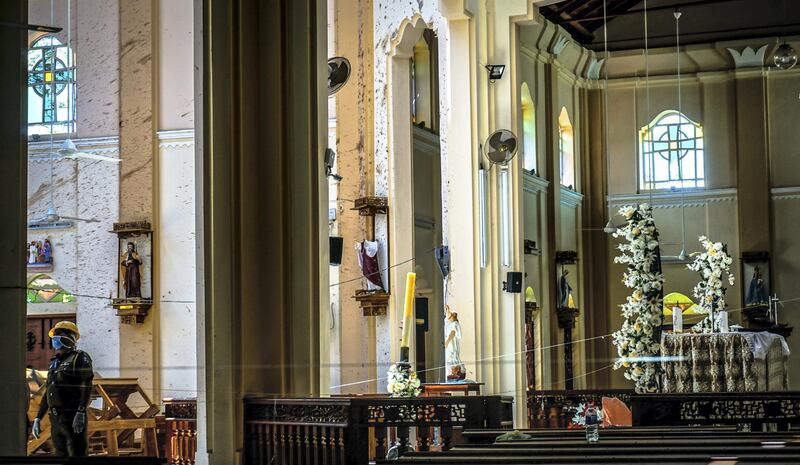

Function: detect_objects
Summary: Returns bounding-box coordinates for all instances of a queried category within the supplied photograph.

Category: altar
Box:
[661,331,790,393]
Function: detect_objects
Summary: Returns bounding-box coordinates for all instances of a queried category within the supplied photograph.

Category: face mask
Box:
[52,335,75,350]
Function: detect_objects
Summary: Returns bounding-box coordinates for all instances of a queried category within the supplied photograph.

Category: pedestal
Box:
[556,307,579,390]
[524,303,538,390]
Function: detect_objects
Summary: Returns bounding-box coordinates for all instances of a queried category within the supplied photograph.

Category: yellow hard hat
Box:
[48,321,80,340]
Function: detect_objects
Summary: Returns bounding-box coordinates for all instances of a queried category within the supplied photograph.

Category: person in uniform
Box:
[31,321,94,456]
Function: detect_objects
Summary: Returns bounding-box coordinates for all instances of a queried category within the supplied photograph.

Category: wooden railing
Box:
[161,398,197,465]
[631,391,800,430]
[243,395,513,465]
[528,390,800,430]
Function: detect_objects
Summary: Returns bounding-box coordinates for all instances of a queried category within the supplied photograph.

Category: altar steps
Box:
[379,430,800,465]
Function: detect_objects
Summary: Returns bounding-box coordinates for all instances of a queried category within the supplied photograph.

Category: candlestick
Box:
[399,272,416,357]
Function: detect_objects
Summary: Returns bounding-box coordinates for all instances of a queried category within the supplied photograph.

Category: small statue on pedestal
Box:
[355,240,384,290]
[121,242,143,298]
[559,268,575,308]
[444,305,466,381]
[746,266,769,307]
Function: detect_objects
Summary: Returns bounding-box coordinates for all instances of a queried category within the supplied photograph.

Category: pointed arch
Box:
[558,107,574,188]
[520,82,536,173]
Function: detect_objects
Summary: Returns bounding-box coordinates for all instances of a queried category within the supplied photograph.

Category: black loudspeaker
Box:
[415,297,429,332]
[435,245,450,279]
[503,271,523,293]
[329,236,344,265]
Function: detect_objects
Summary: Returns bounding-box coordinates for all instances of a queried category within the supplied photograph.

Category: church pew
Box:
[377,430,800,465]
[461,427,788,444]
[379,455,800,464]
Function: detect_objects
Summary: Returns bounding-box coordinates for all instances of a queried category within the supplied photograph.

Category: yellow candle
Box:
[567,294,575,309]
[400,272,416,348]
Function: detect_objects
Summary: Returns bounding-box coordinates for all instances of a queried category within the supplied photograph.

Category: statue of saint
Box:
[559,268,574,308]
[43,239,52,263]
[746,266,769,307]
[355,240,384,290]
[444,305,466,381]
[28,241,38,264]
[121,242,143,298]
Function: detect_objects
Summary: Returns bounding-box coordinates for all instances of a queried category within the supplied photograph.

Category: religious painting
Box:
[111,221,153,323]
[26,237,54,272]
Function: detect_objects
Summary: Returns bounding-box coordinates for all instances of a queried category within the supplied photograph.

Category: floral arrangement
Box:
[567,402,604,429]
[611,204,665,393]
[687,235,735,333]
[386,363,422,398]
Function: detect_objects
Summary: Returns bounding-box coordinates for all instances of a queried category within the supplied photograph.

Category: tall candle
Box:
[400,272,417,349]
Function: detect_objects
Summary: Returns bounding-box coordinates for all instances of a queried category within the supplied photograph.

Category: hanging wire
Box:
[644,0,654,206]
[674,9,688,258]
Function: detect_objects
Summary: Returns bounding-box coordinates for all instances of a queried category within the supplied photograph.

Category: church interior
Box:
[2,0,800,463]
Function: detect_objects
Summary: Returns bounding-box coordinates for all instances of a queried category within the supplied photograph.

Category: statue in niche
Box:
[444,305,466,381]
[121,242,143,298]
[28,241,38,264]
[43,239,52,263]
[355,240,384,290]
[746,265,769,307]
[559,268,574,308]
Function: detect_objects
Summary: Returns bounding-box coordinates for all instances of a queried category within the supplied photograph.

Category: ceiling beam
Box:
[554,0,746,25]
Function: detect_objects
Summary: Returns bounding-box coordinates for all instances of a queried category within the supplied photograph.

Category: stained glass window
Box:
[558,108,575,188]
[640,110,704,191]
[26,274,76,303]
[28,36,75,135]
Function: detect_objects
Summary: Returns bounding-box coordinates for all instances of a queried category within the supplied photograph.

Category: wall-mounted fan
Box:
[482,130,519,167]
[327,57,351,96]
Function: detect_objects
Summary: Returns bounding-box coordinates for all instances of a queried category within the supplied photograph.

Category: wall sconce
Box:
[485,64,506,82]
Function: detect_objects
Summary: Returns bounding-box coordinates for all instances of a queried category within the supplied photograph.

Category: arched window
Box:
[410,29,439,133]
[26,274,76,303]
[27,36,75,135]
[521,83,536,173]
[558,107,575,188]
[640,110,704,191]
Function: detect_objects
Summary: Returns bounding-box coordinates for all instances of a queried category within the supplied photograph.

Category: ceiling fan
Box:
[48,138,122,163]
[28,204,100,228]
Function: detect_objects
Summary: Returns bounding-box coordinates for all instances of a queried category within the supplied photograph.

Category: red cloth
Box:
[601,396,632,427]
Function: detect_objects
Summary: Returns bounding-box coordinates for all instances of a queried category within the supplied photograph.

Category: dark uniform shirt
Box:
[36,349,94,418]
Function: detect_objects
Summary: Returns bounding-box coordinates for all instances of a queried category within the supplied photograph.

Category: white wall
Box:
[156,131,197,399]
[28,138,121,377]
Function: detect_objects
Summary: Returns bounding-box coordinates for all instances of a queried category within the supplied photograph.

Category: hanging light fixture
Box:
[675,9,688,262]
[773,42,797,70]
[601,0,618,235]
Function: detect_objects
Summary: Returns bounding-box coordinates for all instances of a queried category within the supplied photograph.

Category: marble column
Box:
[118,0,158,399]
[196,0,327,463]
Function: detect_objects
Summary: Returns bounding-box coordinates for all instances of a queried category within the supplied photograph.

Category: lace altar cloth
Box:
[661,331,790,393]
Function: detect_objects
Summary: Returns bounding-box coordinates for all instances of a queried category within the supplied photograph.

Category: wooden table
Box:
[27,373,160,457]
[422,382,484,396]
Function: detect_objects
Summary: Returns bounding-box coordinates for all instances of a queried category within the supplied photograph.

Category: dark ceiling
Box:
[539,0,800,51]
